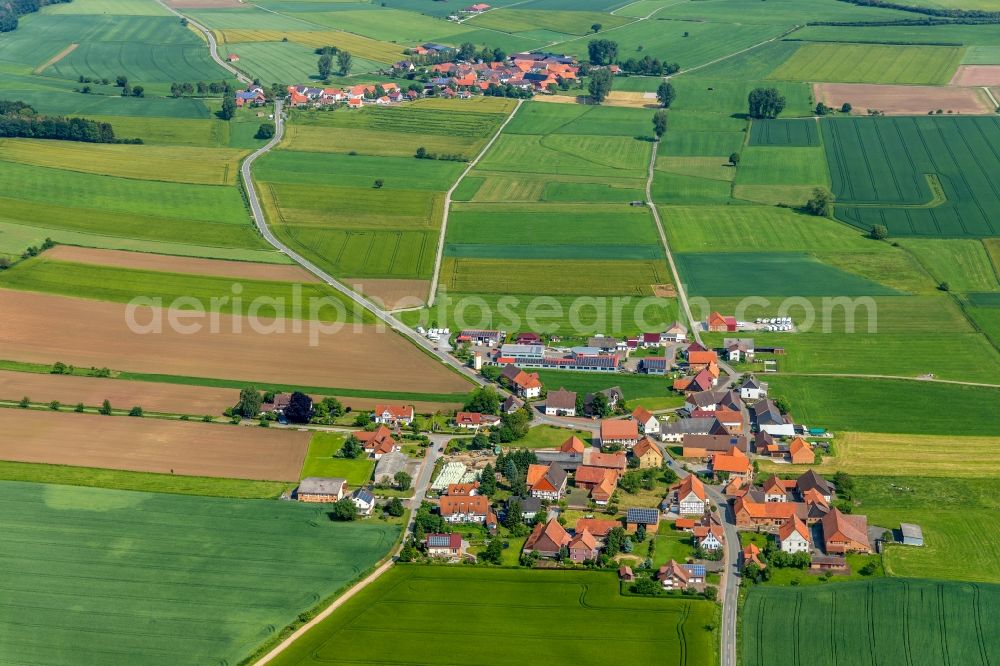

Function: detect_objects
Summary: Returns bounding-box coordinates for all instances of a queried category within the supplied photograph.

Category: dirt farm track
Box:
[0,409,309,481]
[0,290,470,393]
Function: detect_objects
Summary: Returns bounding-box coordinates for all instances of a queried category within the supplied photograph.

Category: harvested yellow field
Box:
[215,29,403,63]
[761,431,1000,478]
[0,139,245,186]
[414,96,520,114]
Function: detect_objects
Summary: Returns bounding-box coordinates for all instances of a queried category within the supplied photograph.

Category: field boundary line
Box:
[670,25,801,79]
[772,372,1000,388]
[33,43,78,75]
[427,98,524,306]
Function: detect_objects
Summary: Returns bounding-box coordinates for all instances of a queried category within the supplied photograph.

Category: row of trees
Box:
[318,49,353,79]
[170,80,234,97]
[0,100,139,143]
[18,395,142,416]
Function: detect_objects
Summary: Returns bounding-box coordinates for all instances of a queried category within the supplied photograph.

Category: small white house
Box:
[351,489,376,516]
[778,517,811,553]
[632,406,660,436]
[739,376,766,402]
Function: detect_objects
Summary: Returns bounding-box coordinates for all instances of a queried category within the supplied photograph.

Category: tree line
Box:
[587,39,680,75]
[0,0,71,32]
[170,80,235,97]
[0,100,141,143]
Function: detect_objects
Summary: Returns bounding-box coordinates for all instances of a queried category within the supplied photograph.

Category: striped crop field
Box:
[743,579,1000,666]
[822,116,1000,237]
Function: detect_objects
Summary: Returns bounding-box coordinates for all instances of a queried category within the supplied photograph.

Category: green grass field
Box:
[743,579,1000,666]
[823,116,1000,237]
[535,369,674,401]
[0,460,291,498]
[899,239,999,293]
[0,480,399,665]
[748,119,820,146]
[516,424,594,449]
[300,432,375,485]
[765,376,1000,435]
[0,257,372,323]
[268,566,718,666]
[770,43,964,84]
[441,257,668,295]
[675,252,897,296]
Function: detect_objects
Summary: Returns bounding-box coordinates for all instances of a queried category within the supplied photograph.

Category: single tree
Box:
[841,102,852,113]
[479,463,497,495]
[235,386,263,418]
[589,68,613,104]
[870,224,889,241]
[337,50,353,75]
[504,498,524,530]
[636,523,647,542]
[591,22,602,32]
[804,187,832,216]
[128,406,144,417]
[815,102,829,116]
[481,537,504,564]
[49,400,60,411]
[131,85,144,98]
[652,109,668,138]
[220,96,236,120]
[458,42,476,61]
[18,396,30,408]
[115,75,128,87]
[464,385,500,414]
[415,146,429,159]
[747,87,786,119]
[255,121,275,140]
[340,435,364,459]
[328,497,357,521]
[74,402,85,413]
[99,399,112,415]
[373,178,384,189]
[318,54,333,79]
[284,391,313,424]
[656,81,675,108]
[729,152,741,167]
[394,470,412,491]
[938,281,951,292]
[632,576,660,595]
[587,39,618,66]
[385,497,405,517]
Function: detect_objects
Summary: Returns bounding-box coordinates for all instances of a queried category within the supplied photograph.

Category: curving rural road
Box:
[153,0,251,85]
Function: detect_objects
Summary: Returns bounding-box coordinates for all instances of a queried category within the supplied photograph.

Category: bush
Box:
[128,406,144,417]
[631,576,660,595]
[328,498,357,521]
[255,121,275,140]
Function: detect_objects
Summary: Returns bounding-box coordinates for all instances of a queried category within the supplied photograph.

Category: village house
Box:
[524,518,572,558]
[446,481,479,496]
[351,489,376,516]
[693,519,725,551]
[626,507,660,533]
[682,434,749,458]
[632,406,660,436]
[662,321,688,343]
[672,475,709,515]
[458,329,503,346]
[741,543,766,569]
[639,356,668,375]
[734,496,807,530]
[778,516,811,553]
[297,477,348,503]
[568,529,599,562]
[439,494,492,524]
[672,367,718,393]
[262,392,292,416]
[788,437,814,464]
[723,338,755,363]
[632,437,664,469]
[527,463,568,500]
[688,350,719,373]
[356,425,400,460]
[501,394,524,414]
[575,518,620,540]
[372,404,414,427]
[426,533,464,558]
[506,495,541,520]
[753,399,793,436]
[544,388,577,416]
[822,508,871,554]
[599,419,640,449]
[707,311,737,332]
[574,465,620,493]
[738,375,767,402]
[661,417,715,443]
[584,450,628,472]
[234,85,266,107]
[619,565,635,581]
[453,411,501,430]
[658,560,706,591]
[583,387,623,416]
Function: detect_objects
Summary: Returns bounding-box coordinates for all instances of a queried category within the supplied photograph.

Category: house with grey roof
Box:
[297,477,348,503]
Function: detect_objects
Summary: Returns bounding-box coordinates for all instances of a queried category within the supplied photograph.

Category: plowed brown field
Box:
[814,82,992,115]
[0,408,308,480]
[0,290,470,393]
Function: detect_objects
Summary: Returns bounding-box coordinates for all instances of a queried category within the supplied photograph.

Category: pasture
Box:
[0,290,472,393]
[0,409,309,481]
[401,292,679,337]
[852,475,1000,583]
[742,579,1000,666]
[467,8,630,34]
[300,432,375,486]
[764,376,1000,436]
[823,116,1000,237]
[477,133,652,179]
[535,369,677,401]
[674,252,897,296]
[769,43,964,85]
[898,239,999,293]
[267,566,718,666]
[0,480,398,666]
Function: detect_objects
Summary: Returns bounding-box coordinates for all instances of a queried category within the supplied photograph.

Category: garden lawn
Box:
[300,432,374,485]
[535,370,671,401]
[765,376,1000,435]
[0,480,398,665]
[267,566,718,666]
[516,425,594,449]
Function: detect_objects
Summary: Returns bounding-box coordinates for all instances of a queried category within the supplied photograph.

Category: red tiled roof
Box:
[676,474,707,501]
[575,518,620,537]
[560,436,586,454]
[439,495,489,516]
[600,419,639,441]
